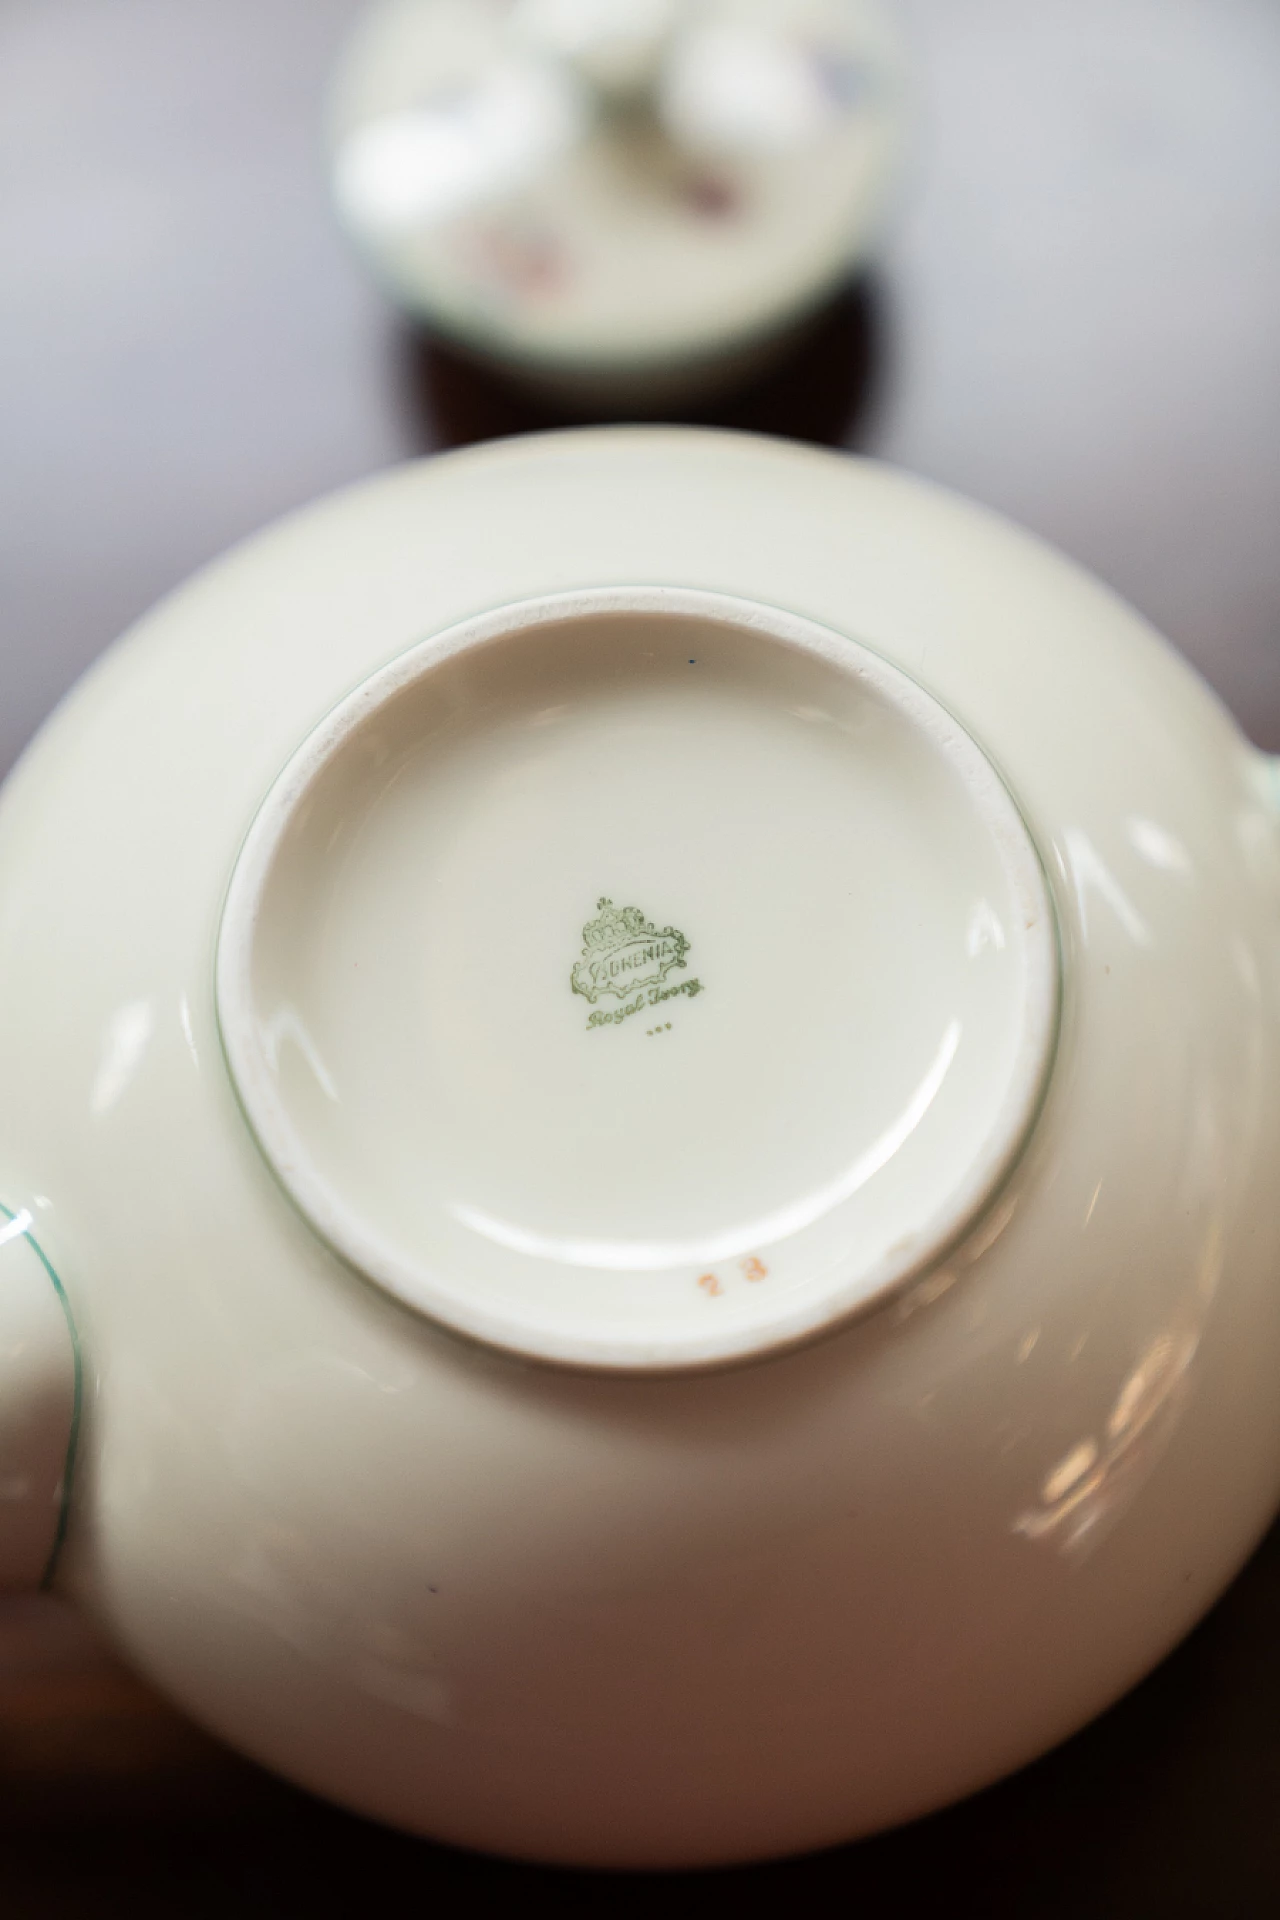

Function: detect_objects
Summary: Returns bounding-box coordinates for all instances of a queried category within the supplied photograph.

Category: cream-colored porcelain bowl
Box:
[2,428,1279,1868]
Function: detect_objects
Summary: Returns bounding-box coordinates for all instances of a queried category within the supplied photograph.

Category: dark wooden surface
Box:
[1,1,1279,1911]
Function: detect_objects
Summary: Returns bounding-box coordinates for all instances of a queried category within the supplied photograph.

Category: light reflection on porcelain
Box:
[0,429,1278,1868]
[1014,1301,1213,1560]
[88,1000,155,1118]
[1061,828,1151,949]
[1126,815,1193,876]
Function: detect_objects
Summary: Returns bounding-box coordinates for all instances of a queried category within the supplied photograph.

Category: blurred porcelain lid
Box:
[328,0,908,383]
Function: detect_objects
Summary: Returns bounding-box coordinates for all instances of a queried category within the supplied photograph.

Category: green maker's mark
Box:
[571,898,691,1006]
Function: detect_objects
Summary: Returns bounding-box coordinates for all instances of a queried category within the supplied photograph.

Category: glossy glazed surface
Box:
[217,586,1057,1370]
[0,430,1279,1865]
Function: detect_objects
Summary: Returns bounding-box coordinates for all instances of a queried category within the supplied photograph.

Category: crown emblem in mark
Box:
[571,898,690,1005]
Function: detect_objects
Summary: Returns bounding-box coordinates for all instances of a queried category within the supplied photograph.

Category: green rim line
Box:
[0,1200,83,1591]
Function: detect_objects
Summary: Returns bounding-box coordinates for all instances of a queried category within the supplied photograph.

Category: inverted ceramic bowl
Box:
[1,428,1279,1867]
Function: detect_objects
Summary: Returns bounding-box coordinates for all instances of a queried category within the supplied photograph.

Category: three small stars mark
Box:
[645,1022,674,1036]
